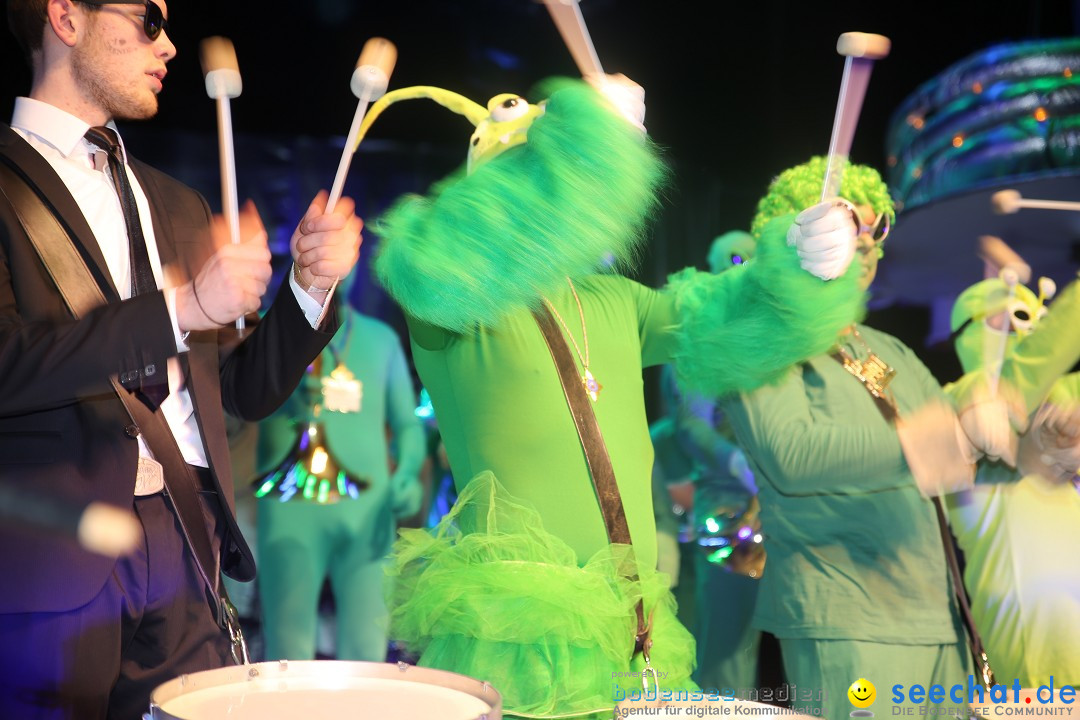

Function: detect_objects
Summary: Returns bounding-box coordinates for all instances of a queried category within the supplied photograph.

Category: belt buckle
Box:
[134,456,165,496]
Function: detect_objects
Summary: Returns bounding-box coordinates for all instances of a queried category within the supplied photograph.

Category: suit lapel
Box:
[0,124,119,300]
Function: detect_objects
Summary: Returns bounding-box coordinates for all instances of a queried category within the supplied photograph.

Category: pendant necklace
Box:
[542,278,602,402]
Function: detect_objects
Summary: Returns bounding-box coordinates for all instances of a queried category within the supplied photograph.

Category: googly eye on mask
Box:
[1005,297,1038,336]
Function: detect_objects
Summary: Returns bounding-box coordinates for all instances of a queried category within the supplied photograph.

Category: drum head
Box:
[150,660,501,719]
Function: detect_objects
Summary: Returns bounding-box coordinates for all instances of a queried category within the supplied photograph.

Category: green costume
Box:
[256,310,425,661]
[947,275,1080,686]
[722,324,970,716]
[367,81,862,718]
[719,157,968,717]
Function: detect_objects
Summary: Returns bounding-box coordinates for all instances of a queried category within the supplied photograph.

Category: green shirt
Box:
[408,274,679,571]
[948,373,1080,685]
[722,324,959,644]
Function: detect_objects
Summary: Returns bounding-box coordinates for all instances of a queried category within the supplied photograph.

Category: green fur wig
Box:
[750,156,895,239]
[373,78,667,332]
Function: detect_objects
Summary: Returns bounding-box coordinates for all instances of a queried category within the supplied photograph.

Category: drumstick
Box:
[542,0,605,80]
[327,38,397,212]
[987,267,1020,396]
[991,189,1080,214]
[316,38,397,329]
[977,235,1031,285]
[200,37,246,334]
[820,32,891,202]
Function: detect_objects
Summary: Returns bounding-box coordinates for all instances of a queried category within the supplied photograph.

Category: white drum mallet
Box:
[315,38,397,328]
[821,32,892,202]
[542,0,646,132]
[987,267,1021,396]
[542,0,605,80]
[200,37,246,335]
[991,189,1080,214]
[977,235,1032,286]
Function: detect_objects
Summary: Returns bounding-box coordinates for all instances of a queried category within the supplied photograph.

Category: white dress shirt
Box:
[10,97,327,469]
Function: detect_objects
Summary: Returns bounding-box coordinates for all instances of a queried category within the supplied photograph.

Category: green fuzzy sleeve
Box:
[373,79,667,333]
[669,214,866,398]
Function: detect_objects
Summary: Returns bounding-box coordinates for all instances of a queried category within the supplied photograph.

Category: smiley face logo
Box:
[848,678,876,709]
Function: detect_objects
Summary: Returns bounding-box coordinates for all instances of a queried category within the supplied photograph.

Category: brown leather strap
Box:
[0,157,235,635]
[533,303,649,652]
[932,496,995,689]
[831,350,994,688]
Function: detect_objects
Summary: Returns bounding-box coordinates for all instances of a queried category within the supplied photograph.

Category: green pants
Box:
[257,498,391,661]
[694,553,761,692]
[780,637,971,717]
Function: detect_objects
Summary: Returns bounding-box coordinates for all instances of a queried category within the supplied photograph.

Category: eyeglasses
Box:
[859,209,891,244]
[77,1,169,41]
[836,199,890,245]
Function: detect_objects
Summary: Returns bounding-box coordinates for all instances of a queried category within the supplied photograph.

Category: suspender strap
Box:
[829,352,995,689]
[932,496,995,689]
[532,304,650,653]
[0,157,247,663]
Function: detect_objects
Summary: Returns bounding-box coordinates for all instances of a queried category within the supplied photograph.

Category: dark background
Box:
[3,0,1079,390]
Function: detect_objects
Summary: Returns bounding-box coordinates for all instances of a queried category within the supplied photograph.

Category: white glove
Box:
[785,201,858,280]
[958,396,1019,467]
[586,73,646,133]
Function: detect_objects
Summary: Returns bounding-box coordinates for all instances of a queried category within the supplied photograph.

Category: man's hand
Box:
[786,201,858,281]
[291,191,363,299]
[958,397,1020,466]
[176,200,272,331]
[951,371,1027,465]
[896,399,976,498]
[1018,401,1080,483]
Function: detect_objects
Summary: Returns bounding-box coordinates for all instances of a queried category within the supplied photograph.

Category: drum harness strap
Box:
[830,350,995,690]
[533,303,657,695]
[0,156,249,665]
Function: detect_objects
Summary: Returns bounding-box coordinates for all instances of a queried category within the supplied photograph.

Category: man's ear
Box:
[46,0,83,49]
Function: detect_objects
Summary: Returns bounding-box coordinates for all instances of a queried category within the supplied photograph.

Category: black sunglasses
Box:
[77,0,168,41]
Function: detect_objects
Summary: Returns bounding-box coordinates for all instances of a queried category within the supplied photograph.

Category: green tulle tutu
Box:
[388,472,697,719]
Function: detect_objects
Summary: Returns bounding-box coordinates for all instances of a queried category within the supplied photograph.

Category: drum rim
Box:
[149,660,502,720]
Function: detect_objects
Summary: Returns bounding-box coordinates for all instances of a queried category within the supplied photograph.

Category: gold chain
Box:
[542,278,602,401]
[834,325,898,407]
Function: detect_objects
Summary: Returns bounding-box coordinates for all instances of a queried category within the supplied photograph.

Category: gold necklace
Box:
[542,278,602,401]
[833,325,897,404]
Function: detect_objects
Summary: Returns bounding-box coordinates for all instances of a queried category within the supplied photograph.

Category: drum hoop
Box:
[149,660,502,720]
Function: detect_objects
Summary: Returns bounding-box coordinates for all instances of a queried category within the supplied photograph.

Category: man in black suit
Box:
[0,0,363,717]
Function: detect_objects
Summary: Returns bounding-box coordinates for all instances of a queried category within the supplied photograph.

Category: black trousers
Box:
[0,486,232,720]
